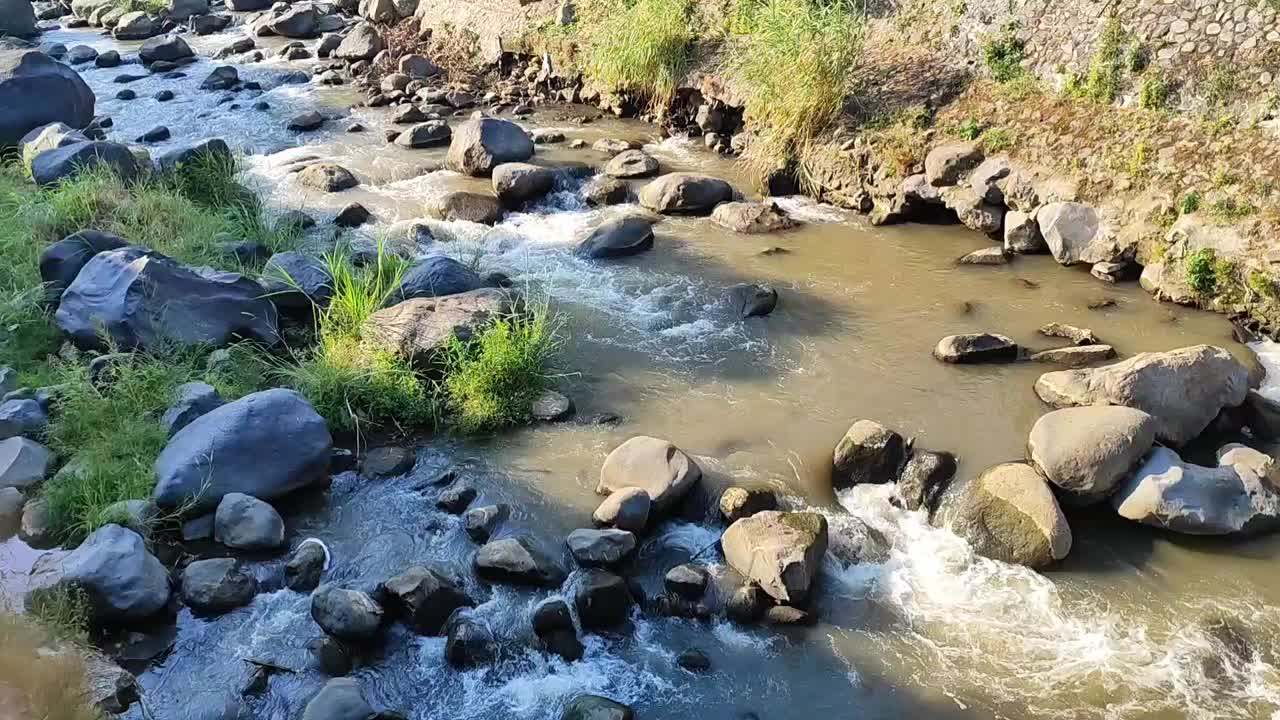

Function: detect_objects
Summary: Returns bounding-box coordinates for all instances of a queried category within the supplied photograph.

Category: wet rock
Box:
[81,649,142,714]
[153,89,175,102]
[301,678,376,720]
[394,120,450,148]
[136,125,170,143]
[604,149,658,179]
[95,50,121,68]
[200,66,238,91]
[727,283,778,318]
[288,111,326,132]
[1003,210,1044,254]
[30,524,170,622]
[425,191,503,224]
[66,45,98,65]
[532,128,565,144]
[712,201,798,234]
[924,142,983,187]
[335,22,383,61]
[463,504,507,543]
[308,637,352,677]
[940,462,1072,568]
[261,251,335,311]
[1029,345,1117,367]
[113,12,161,40]
[19,497,56,549]
[1038,322,1100,345]
[561,696,634,720]
[943,187,1004,234]
[390,104,427,124]
[381,565,473,635]
[639,173,734,215]
[1034,345,1249,446]
[718,487,777,524]
[0,0,37,37]
[533,598,582,661]
[156,138,232,174]
[1090,261,1133,283]
[214,493,285,551]
[139,34,193,64]
[311,585,384,642]
[1028,406,1157,506]
[267,6,319,38]
[284,45,312,61]
[592,487,650,532]
[297,163,359,192]
[446,118,534,176]
[575,216,655,259]
[360,446,415,477]
[726,584,768,623]
[161,382,223,437]
[582,177,631,206]
[444,610,495,667]
[362,289,508,366]
[0,486,23,537]
[664,563,708,600]
[574,568,632,630]
[532,390,574,421]
[214,38,255,59]
[285,540,328,591]
[832,419,907,489]
[958,246,1009,265]
[933,333,1018,363]
[181,513,214,541]
[1111,445,1280,535]
[316,33,342,58]
[180,558,258,614]
[435,483,476,514]
[191,13,231,35]
[153,389,333,513]
[32,141,141,187]
[676,648,711,672]
[765,605,813,625]
[598,436,701,513]
[394,256,484,301]
[492,162,556,208]
[592,138,637,154]
[474,537,565,587]
[896,450,956,514]
[0,437,52,489]
[722,511,827,604]
[566,528,636,567]
[0,399,47,440]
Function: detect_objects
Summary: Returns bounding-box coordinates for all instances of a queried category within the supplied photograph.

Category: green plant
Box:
[955,117,983,140]
[1127,139,1151,181]
[586,0,694,105]
[1249,271,1280,300]
[1065,16,1127,103]
[1203,65,1238,108]
[1139,74,1170,110]
[1125,42,1149,73]
[1178,190,1202,215]
[440,299,562,433]
[729,0,864,186]
[1212,166,1238,188]
[169,149,256,212]
[1208,196,1256,221]
[1186,248,1218,296]
[982,127,1016,153]
[24,585,91,646]
[982,22,1026,83]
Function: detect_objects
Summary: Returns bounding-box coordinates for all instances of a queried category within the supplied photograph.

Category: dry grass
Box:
[0,611,104,720]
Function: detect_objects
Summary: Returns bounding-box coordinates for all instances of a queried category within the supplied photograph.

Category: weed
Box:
[1139,74,1170,110]
[0,610,104,720]
[586,0,693,105]
[169,148,255,212]
[1127,139,1151,181]
[1250,271,1280,300]
[982,127,1016,154]
[24,585,91,646]
[955,117,983,140]
[982,22,1026,83]
[1203,65,1238,108]
[1212,166,1238,188]
[1186,248,1218,296]
[1125,42,1149,73]
[1178,190,1202,215]
[1207,196,1256,221]
[1065,16,1127,104]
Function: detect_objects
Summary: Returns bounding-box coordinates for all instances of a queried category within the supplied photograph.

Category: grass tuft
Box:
[586,0,694,107]
[982,22,1026,83]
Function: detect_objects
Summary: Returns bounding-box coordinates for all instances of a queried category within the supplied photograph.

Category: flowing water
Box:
[5,21,1280,720]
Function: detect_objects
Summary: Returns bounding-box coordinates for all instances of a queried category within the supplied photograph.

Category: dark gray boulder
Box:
[138,34,193,65]
[574,569,632,630]
[664,563,708,600]
[200,66,238,91]
[0,0,38,38]
[0,486,23,538]
[0,50,95,148]
[394,255,482,301]
[161,382,223,437]
[381,565,473,635]
[638,173,734,215]
[727,283,777,318]
[180,558,258,614]
[267,6,319,38]
[301,678,377,720]
[152,388,333,513]
[213,493,285,551]
[435,483,476,514]
[113,11,160,40]
[933,333,1019,363]
[444,610,495,668]
[561,695,634,720]
[474,537,565,587]
[29,524,170,623]
[574,216,655,259]
[261,251,334,311]
[284,539,328,591]
[532,598,582,661]
[226,0,270,9]
[56,247,279,352]
[896,450,956,514]
[832,419,907,489]
[463,504,507,543]
[0,399,48,440]
[311,584,384,642]
[445,118,534,177]
[492,162,556,208]
[31,141,141,187]
[566,528,636,567]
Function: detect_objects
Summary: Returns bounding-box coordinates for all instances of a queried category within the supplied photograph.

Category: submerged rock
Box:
[1034,345,1249,446]
[639,173,734,215]
[425,191,503,225]
[721,511,828,604]
[1029,345,1116,367]
[444,610,495,668]
[561,695,634,720]
[300,678,377,720]
[492,162,556,208]
[940,462,1072,568]
[598,436,701,513]
[727,283,778,318]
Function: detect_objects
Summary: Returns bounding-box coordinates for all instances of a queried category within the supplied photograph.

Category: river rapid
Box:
[3,18,1280,720]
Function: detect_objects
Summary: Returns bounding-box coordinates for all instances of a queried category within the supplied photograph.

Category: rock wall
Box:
[414,0,561,62]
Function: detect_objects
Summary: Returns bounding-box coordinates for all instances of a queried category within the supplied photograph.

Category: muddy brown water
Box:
[1,21,1276,720]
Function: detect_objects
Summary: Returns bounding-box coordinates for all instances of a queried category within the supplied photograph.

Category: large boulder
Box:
[32,141,141,187]
[380,565,473,635]
[924,142,983,187]
[597,436,701,513]
[213,492,285,550]
[113,11,160,40]
[152,389,333,513]
[573,569,632,630]
[1034,345,1249,446]
[168,0,210,20]
[261,251,334,311]
[311,584,384,642]
[896,449,956,514]
[638,173,734,215]
[566,528,636,567]
[561,696,634,720]
[395,255,483,300]
[832,420,906,490]
[1110,445,1280,535]
[268,6,319,38]
[0,0,38,37]
[21,123,87,171]
[1027,406,1157,505]
[0,437,53,490]
[444,610,495,668]
[297,163,359,192]
[361,289,508,366]
[38,229,127,302]
[446,118,534,177]
[56,247,279,352]
[138,34,193,64]
[334,22,384,61]
[395,121,450,149]
[155,138,232,175]
[604,149,658,179]
[940,462,1072,568]
[575,216,655,259]
[301,679,377,720]
[711,201,798,234]
[179,558,258,614]
[425,191,502,225]
[492,162,556,208]
[30,524,170,623]
[1036,202,1120,266]
[473,537,565,587]
[721,511,827,604]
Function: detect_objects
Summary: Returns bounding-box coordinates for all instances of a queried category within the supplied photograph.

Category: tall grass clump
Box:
[585,0,694,107]
[0,609,104,720]
[0,163,62,381]
[440,298,562,433]
[729,0,864,186]
[169,149,256,212]
[982,22,1026,83]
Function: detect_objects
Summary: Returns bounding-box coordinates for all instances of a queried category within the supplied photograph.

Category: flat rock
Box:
[473,537,565,587]
[933,333,1018,363]
[566,528,636,567]
[575,216,655,259]
[1030,345,1116,367]
[362,288,508,366]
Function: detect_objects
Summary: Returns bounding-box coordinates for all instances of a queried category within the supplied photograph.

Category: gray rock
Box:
[1039,322,1100,345]
[32,141,141,187]
[718,486,777,523]
[933,333,1018,363]
[362,289,508,365]
[226,0,270,9]
[561,696,634,720]
[0,486,24,537]
[214,492,285,551]
[924,142,983,187]
[394,120,450,149]
[575,215,655,259]
[435,483,476,514]
[0,437,52,488]
[942,187,1004,234]
[95,50,121,68]
[0,0,38,37]
[161,382,223,437]
[531,390,574,421]
[268,6,319,38]
[113,12,160,40]
[30,524,170,622]
[664,563,707,600]
[301,678,377,720]
[444,610,495,667]
[19,497,56,548]
[1003,210,1044,254]
[394,255,483,300]
[180,558,258,614]
[1029,345,1117,367]
[1038,202,1108,266]
[381,565,473,635]
[1034,345,1249,446]
[0,399,47,440]
[297,163,359,192]
[597,436,701,513]
[711,201,797,234]
[726,584,767,623]
[425,191,502,224]
[574,568,632,630]
[1028,406,1157,505]
[307,636,351,677]
[261,251,335,312]
[287,111,325,132]
[474,537,565,587]
[200,66,238,91]
[398,54,439,79]
[958,246,1009,265]
[938,462,1072,568]
[727,283,778,318]
[639,173,733,215]
[832,419,905,490]
[169,0,210,20]
[721,511,827,604]
[153,388,333,513]
[311,584,384,642]
[592,487,650,532]
[463,504,507,543]
[604,149,658,179]
[581,177,631,206]
[138,34,193,64]
[56,247,279,352]
[446,118,534,177]
[533,597,582,661]
[334,22,383,61]
[191,13,232,35]
[181,513,214,541]
[969,157,1011,204]
[896,450,956,514]
[285,540,328,591]
[566,528,636,567]
[676,648,711,672]
[360,446,415,478]
[492,162,556,208]
[156,138,232,174]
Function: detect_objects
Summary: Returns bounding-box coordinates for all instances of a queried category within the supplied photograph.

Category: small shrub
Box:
[25,585,91,646]
[1207,196,1256,221]
[955,117,983,140]
[1185,248,1218,296]
[1203,65,1239,108]
[1066,16,1127,104]
[982,127,1016,154]
[1139,75,1170,110]
[1211,166,1239,188]
[982,22,1026,83]
[1178,191,1202,215]
[586,0,693,105]
[1125,42,1149,73]
[1249,271,1280,300]
[1127,139,1151,181]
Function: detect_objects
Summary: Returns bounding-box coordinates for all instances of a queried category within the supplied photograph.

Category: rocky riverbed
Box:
[2,2,1280,720]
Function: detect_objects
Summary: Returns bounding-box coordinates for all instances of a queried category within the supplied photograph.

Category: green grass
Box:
[982,22,1026,83]
[169,148,256,212]
[440,298,562,433]
[24,585,91,646]
[954,117,983,140]
[1178,190,1202,215]
[982,127,1016,154]
[585,0,694,106]
[1207,196,1256,221]
[1064,16,1127,104]
[729,0,864,185]
[1183,248,1238,298]
[1139,74,1170,110]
